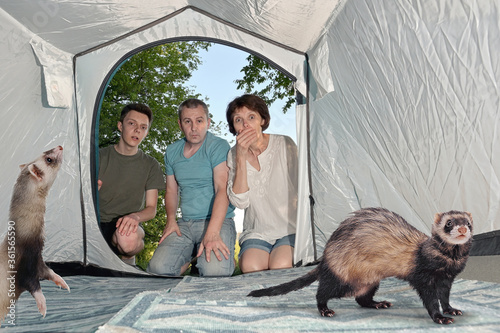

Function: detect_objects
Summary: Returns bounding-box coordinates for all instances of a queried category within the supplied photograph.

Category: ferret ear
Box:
[19,164,26,169]
[28,164,43,181]
[465,212,473,222]
[434,213,443,225]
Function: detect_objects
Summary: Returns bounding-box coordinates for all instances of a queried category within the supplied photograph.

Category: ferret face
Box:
[26,146,63,186]
[42,146,63,166]
[433,211,473,245]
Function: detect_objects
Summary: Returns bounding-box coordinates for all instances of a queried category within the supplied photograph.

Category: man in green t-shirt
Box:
[98,103,165,266]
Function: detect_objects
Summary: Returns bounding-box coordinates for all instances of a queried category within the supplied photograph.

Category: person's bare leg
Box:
[269,245,293,270]
[239,248,270,273]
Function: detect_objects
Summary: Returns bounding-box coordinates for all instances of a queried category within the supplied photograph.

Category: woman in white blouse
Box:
[226,94,298,274]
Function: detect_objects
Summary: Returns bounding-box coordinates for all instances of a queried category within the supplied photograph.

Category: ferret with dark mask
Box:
[248,207,473,324]
[0,146,70,324]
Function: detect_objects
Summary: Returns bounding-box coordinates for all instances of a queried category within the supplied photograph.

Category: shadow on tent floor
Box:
[2,256,500,333]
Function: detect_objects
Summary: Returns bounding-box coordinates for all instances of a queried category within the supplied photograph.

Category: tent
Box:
[0,0,498,276]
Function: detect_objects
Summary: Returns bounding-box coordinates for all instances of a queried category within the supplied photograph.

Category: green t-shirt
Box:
[98,145,165,223]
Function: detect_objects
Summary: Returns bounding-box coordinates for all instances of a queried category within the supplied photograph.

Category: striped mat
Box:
[98,266,500,332]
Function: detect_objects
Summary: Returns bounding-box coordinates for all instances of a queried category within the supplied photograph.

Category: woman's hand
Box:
[236,126,257,156]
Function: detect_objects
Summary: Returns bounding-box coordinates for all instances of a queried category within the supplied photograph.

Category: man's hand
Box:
[116,213,141,236]
[159,220,182,244]
[197,232,230,263]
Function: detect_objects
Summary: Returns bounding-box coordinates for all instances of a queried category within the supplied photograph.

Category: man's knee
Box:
[147,237,190,276]
[198,258,234,277]
[115,232,144,255]
[147,256,178,275]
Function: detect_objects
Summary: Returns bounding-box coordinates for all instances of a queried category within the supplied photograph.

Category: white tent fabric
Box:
[309,1,500,254]
[0,0,499,274]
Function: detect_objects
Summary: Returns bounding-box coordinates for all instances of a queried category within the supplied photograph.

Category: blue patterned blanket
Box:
[98,266,500,332]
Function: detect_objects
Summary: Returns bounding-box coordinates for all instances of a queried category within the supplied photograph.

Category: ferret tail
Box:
[248,266,319,297]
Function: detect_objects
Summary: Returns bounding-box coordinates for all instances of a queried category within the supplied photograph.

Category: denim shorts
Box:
[239,234,296,259]
[147,217,236,277]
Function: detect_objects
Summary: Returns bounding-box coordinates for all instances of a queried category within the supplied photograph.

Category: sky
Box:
[186,43,297,232]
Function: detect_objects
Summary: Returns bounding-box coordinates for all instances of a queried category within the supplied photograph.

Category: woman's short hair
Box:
[226,94,270,135]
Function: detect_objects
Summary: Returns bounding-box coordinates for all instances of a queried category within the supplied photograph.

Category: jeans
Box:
[147,218,236,277]
[239,234,296,258]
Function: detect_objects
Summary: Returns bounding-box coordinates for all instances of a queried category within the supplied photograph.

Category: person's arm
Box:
[197,161,231,262]
[231,126,256,194]
[116,188,159,236]
[158,174,181,244]
[227,150,250,209]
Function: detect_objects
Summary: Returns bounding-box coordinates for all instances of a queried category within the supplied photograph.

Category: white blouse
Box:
[227,134,298,245]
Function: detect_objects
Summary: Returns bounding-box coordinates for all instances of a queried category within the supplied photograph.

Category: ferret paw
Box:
[443,307,463,316]
[432,314,454,325]
[356,298,393,309]
[33,290,46,318]
[319,308,335,317]
[373,301,392,309]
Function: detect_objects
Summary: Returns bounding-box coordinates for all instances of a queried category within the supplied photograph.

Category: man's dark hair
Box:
[120,103,153,125]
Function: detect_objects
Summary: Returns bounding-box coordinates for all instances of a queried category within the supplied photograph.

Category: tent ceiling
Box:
[1,0,342,55]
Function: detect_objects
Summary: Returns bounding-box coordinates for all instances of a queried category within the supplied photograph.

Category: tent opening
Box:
[90,40,298,272]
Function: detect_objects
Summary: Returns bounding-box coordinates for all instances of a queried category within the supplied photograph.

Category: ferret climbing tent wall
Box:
[0,0,499,275]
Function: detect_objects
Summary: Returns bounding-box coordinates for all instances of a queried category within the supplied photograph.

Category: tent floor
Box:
[1,255,499,332]
[1,274,182,332]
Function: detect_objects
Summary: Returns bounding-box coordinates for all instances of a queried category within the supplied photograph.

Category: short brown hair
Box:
[178,98,209,119]
[120,103,153,125]
[226,94,270,135]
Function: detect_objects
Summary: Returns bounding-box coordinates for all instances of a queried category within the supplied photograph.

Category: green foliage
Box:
[235,55,296,113]
[99,41,211,162]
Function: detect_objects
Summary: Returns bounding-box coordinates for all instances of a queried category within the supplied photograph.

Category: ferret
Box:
[0,146,70,325]
[248,207,473,325]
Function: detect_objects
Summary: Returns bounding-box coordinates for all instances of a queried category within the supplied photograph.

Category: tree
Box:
[99,41,211,162]
[234,55,295,113]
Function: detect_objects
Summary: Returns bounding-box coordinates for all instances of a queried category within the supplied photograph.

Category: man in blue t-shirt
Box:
[148,98,236,277]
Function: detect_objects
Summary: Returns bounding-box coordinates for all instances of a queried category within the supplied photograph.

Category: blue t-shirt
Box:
[165,132,235,220]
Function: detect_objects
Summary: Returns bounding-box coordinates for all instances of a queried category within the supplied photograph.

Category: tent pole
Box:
[73,56,89,266]
[304,54,317,261]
